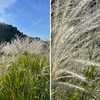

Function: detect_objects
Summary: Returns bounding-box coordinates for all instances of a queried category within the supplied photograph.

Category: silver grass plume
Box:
[51,0,100,99]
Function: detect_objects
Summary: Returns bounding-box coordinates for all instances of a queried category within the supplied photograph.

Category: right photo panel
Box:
[51,0,100,100]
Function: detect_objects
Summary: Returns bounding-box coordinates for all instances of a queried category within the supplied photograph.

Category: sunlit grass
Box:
[0,53,50,100]
[51,0,100,99]
[0,36,49,100]
[52,50,100,100]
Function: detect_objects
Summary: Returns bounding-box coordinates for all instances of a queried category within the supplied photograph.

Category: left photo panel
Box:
[0,0,50,100]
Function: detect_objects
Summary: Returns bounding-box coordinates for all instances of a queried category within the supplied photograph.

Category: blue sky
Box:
[0,0,50,40]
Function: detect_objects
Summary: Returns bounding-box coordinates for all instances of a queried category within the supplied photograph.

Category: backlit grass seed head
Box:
[51,0,100,99]
[0,36,44,56]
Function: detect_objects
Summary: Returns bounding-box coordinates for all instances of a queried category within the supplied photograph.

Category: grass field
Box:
[0,37,50,100]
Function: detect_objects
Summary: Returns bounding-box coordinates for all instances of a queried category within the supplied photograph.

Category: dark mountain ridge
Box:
[0,23,41,43]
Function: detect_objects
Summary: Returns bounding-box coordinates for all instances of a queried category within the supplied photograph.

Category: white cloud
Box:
[0,0,16,22]
[0,0,16,9]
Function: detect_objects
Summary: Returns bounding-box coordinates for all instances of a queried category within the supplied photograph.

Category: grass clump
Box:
[0,53,50,100]
[51,49,100,100]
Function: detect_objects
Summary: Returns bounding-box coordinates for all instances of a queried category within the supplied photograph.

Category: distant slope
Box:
[0,23,41,42]
[0,23,25,42]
